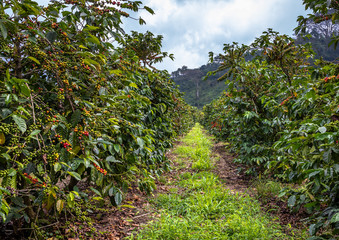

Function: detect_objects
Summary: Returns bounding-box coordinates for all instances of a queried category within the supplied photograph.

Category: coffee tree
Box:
[0,0,195,235]
[202,29,339,237]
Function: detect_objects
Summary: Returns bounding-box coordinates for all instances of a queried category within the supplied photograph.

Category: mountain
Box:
[171,63,226,108]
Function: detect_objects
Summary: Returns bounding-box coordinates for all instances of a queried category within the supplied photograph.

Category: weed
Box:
[158,176,167,184]
[253,179,283,200]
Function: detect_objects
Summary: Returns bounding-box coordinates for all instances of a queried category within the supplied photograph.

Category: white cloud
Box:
[125,0,309,72]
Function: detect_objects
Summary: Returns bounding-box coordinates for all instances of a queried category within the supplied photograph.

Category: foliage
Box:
[0,0,195,236]
[202,28,339,238]
[124,31,174,69]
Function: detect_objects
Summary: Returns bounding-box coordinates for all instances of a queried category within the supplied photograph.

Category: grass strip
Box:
[127,123,302,240]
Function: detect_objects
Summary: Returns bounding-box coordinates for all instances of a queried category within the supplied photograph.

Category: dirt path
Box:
[212,142,252,194]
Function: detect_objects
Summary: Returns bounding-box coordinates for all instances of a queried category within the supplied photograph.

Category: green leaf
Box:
[28,56,40,65]
[144,6,155,15]
[84,25,100,31]
[1,153,10,160]
[113,144,120,153]
[83,58,101,71]
[68,171,81,181]
[318,126,327,133]
[46,31,57,43]
[139,17,146,25]
[8,169,17,177]
[88,33,101,45]
[71,110,82,127]
[308,170,321,178]
[330,213,339,223]
[129,82,138,89]
[334,164,339,173]
[78,45,88,49]
[56,199,64,214]
[90,187,102,197]
[84,158,91,168]
[68,192,75,202]
[23,212,30,223]
[96,173,103,187]
[119,204,136,209]
[19,83,30,97]
[114,191,122,205]
[137,137,144,148]
[29,130,41,137]
[0,21,7,39]
[108,186,115,197]
[323,149,332,163]
[309,224,316,236]
[54,163,61,172]
[109,69,122,75]
[288,195,296,207]
[12,115,27,133]
[106,156,121,163]
[23,3,41,15]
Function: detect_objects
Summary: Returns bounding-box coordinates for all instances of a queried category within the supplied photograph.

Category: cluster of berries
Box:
[23,173,46,187]
[52,134,62,144]
[211,121,221,131]
[280,92,297,106]
[52,115,60,123]
[280,96,293,106]
[323,75,339,83]
[81,63,91,71]
[61,141,72,152]
[111,1,121,6]
[93,163,107,175]
[82,131,89,137]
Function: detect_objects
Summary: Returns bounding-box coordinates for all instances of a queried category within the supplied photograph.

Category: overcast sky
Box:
[35,0,310,73]
[123,0,310,72]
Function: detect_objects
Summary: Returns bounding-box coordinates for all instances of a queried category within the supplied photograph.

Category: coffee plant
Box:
[202,28,339,238]
[0,0,196,236]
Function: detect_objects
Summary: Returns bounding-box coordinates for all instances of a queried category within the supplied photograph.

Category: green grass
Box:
[127,123,306,240]
[253,178,283,200]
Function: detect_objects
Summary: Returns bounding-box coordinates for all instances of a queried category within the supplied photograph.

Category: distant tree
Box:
[181,65,188,73]
[124,31,174,69]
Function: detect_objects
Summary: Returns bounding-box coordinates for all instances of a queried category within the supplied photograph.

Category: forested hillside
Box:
[171,63,226,108]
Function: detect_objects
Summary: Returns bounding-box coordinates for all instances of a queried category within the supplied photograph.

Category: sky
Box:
[35,0,310,73]
[123,0,310,72]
